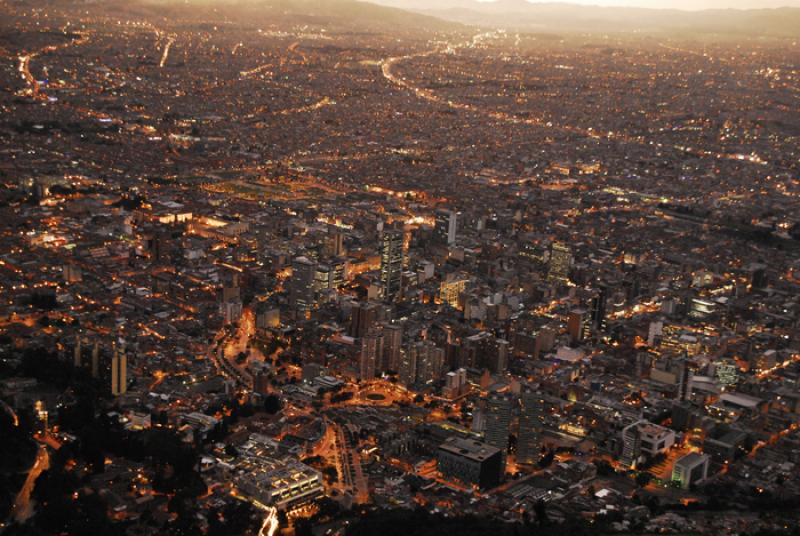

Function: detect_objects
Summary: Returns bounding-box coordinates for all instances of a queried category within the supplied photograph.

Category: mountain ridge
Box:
[370,0,800,36]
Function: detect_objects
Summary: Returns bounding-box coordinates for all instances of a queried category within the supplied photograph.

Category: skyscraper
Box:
[380,226,404,302]
[484,394,513,455]
[621,422,642,469]
[517,390,544,465]
[360,329,383,381]
[111,341,127,397]
[350,301,380,339]
[567,308,589,345]
[407,340,444,386]
[382,323,403,372]
[399,345,417,387]
[73,334,82,368]
[590,283,609,333]
[290,256,317,314]
[547,241,572,284]
[434,209,458,246]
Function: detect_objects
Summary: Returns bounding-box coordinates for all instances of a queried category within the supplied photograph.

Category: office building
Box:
[547,242,572,284]
[434,209,458,246]
[715,359,739,388]
[517,390,545,465]
[440,273,469,309]
[567,308,589,345]
[234,457,324,511]
[350,301,380,339]
[111,341,127,397]
[484,394,513,454]
[360,329,383,381]
[672,453,710,490]
[437,437,503,489]
[590,283,609,333]
[382,323,403,372]
[290,256,317,314]
[380,226,404,302]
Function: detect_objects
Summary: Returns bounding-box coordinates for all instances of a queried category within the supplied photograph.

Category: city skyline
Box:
[1,0,799,534]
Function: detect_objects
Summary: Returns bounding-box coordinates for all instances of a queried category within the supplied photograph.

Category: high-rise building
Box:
[326,227,346,257]
[407,340,445,386]
[434,209,458,246]
[399,346,417,387]
[567,308,589,345]
[517,390,544,465]
[715,359,739,388]
[111,341,127,396]
[73,334,83,368]
[547,242,572,284]
[620,422,642,469]
[290,256,317,314]
[443,368,467,398]
[590,283,609,333]
[379,226,404,302]
[314,259,346,294]
[461,331,505,373]
[382,323,403,372]
[91,341,100,379]
[484,394,513,454]
[350,301,380,339]
[359,329,383,381]
[440,273,469,309]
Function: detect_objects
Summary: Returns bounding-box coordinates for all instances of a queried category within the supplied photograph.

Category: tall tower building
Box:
[326,227,345,257]
[567,308,589,345]
[379,226,404,302]
[74,335,83,368]
[434,209,458,246]
[484,394,513,454]
[398,347,417,387]
[91,341,100,379]
[621,422,642,469]
[422,345,445,385]
[359,329,383,381]
[350,301,380,339]
[407,340,445,386]
[590,283,609,333]
[382,323,403,372]
[111,341,127,396]
[517,390,544,465]
[547,241,572,284]
[290,256,317,315]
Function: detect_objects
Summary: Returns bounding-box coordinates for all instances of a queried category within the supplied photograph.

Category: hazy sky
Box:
[483,0,800,8]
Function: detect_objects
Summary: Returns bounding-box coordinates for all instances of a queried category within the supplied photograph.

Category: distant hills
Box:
[371,0,800,37]
[75,0,461,35]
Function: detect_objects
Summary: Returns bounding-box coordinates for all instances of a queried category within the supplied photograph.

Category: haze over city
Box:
[470,0,800,9]
[0,0,799,535]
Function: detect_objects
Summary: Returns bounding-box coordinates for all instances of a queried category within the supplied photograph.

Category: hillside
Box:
[372,0,800,37]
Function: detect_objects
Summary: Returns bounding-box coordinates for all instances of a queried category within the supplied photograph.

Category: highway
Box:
[10,445,50,524]
[0,399,19,427]
[159,35,176,68]
[257,506,279,536]
[381,34,769,168]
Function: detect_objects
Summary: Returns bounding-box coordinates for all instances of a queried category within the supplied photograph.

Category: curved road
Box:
[10,445,50,524]
[381,35,768,167]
